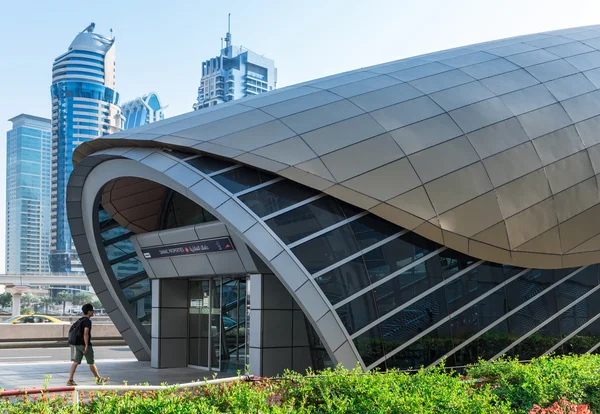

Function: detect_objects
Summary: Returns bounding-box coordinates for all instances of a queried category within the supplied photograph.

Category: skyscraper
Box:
[6,115,52,274]
[122,92,166,129]
[50,23,124,273]
[193,17,277,110]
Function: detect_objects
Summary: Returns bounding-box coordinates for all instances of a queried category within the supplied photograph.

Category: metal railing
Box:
[0,375,251,406]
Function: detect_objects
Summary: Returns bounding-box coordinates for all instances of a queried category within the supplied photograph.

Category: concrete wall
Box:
[0,323,120,341]
[0,316,112,323]
[151,279,189,368]
[250,274,313,376]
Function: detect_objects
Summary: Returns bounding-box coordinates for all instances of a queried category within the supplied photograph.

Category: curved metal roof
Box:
[69,31,114,53]
[74,24,600,268]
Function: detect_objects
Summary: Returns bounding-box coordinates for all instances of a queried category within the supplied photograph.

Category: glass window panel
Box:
[337,291,379,334]
[553,289,600,356]
[353,325,385,367]
[292,224,360,274]
[555,266,598,309]
[170,192,217,227]
[561,314,600,355]
[212,166,277,194]
[164,150,195,159]
[114,239,135,254]
[338,202,364,219]
[18,161,41,175]
[111,257,145,281]
[506,296,561,360]
[374,250,472,316]
[508,266,598,359]
[238,180,319,217]
[123,278,151,301]
[141,312,152,335]
[101,227,131,242]
[501,269,580,360]
[444,263,517,315]
[132,295,153,324]
[346,251,472,346]
[380,289,448,353]
[98,209,111,223]
[185,156,234,174]
[363,232,439,282]
[385,325,453,370]
[105,243,131,262]
[451,305,512,366]
[266,196,353,245]
[506,268,572,311]
[348,215,398,250]
[315,257,371,305]
[448,268,576,363]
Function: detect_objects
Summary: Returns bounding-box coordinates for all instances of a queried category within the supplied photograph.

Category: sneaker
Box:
[95,376,109,385]
[66,379,78,386]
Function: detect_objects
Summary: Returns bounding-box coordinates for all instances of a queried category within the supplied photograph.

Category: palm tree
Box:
[55,291,72,316]
[39,296,54,314]
[73,291,92,307]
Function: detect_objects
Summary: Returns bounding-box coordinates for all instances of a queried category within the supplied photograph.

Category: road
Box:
[0,346,134,364]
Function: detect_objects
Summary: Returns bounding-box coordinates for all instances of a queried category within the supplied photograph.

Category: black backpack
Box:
[68,317,85,345]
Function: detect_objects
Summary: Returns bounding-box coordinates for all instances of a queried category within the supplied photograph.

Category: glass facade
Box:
[50,28,123,273]
[205,156,600,370]
[193,34,277,110]
[122,93,166,129]
[5,115,51,273]
[84,151,600,371]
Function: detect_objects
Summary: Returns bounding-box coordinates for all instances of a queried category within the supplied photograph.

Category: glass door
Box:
[219,278,247,373]
[188,276,248,372]
[188,280,214,368]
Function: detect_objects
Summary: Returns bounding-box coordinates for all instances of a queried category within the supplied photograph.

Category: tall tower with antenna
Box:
[225,13,232,49]
[193,14,277,111]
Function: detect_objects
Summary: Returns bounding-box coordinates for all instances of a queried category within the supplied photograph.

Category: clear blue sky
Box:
[0,0,599,272]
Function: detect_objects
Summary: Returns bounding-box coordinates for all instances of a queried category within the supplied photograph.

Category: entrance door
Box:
[188,277,248,373]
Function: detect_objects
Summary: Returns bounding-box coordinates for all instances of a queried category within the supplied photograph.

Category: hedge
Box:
[2,354,600,413]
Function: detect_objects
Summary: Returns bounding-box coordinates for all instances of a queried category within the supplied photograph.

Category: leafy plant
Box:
[55,291,72,315]
[0,292,12,309]
[3,356,600,413]
[72,291,92,306]
[467,354,600,412]
[529,399,592,414]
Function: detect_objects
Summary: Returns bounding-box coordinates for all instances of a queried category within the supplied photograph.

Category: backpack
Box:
[68,317,85,345]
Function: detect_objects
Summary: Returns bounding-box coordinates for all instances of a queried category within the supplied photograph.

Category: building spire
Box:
[225,13,231,49]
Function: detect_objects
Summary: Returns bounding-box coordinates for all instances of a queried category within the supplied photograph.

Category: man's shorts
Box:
[71,345,95,364]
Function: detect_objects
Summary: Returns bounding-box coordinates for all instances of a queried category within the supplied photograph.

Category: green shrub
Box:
[467,354,600,412]
[3,355,600,413]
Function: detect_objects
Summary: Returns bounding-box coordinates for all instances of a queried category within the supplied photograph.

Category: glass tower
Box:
[50,22,124,273]
[193,22,277,110]
[6,115,52,274]
[122,92,166,129]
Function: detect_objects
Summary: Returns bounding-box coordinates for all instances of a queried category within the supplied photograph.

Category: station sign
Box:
[141,237,235,259]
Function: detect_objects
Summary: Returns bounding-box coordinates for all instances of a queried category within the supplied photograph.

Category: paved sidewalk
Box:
[0,359,230,390]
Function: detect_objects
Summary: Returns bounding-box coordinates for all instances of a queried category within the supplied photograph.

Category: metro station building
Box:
[68,25,600,375]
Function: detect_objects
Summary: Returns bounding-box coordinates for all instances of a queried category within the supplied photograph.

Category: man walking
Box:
[67,303,109,385]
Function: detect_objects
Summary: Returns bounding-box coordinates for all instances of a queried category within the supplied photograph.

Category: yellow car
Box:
[2,315,69,324]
